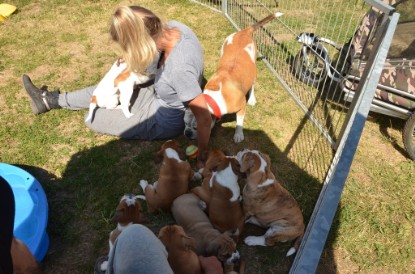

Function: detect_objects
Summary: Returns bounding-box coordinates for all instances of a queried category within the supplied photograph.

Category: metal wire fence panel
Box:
[190,0,398,272]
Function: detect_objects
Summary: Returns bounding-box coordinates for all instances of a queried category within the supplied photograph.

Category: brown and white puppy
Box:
[184,12,283,143]
[192,149,244,241]
[11,237,42,274]
[85,59,154,122]
[237,149,305,256]
[158,225,203,274]
[100,193,146,272]
[139,140,200,213]
[171,193,236,261]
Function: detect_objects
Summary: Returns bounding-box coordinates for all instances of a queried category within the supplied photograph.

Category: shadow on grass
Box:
[19,123,341,274]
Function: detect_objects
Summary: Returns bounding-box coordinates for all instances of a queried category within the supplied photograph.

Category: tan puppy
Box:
[158,225,203,274]
[192,149,244,241]
[171,193,236,261]
[183,12,283,143]
[237,149,305,256]
[139,140,200,213]
[11,237,42,274]
[100,194,146,272]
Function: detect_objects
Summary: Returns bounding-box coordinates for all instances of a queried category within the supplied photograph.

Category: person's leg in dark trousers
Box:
[0,176,15,274]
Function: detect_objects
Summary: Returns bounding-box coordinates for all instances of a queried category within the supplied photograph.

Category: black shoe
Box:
[22,74,60,115]
[94,255,109,274]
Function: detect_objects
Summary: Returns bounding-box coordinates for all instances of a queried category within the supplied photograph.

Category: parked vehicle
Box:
[292,0,415,159]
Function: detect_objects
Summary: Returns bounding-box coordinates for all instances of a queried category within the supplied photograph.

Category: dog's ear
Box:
[259,152,273,178]
[155,147,165,163]
[177,147,187,161]
[112,207,125,223]
[205,149,226,172]
[216,234,237,261]
[131,202,146,224]
[230,158,242,177]
[181,234,196,251]
[240,153,256,173]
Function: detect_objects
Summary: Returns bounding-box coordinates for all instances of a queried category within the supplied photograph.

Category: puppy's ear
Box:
[177,147,187,161]
[155,148,165,163]
[217,234,237,261]
[230,158,242,177]
[131,202,146,224]
[112,207,125,223]
[181,235,196,250]
[240,153,255,173]
[260,152,273,177]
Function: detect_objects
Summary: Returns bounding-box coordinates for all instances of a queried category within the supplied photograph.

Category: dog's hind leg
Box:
[246,86,256,106]
[118,82,134,119]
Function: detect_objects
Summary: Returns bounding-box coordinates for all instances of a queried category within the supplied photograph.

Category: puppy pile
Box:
[102,139,304,273]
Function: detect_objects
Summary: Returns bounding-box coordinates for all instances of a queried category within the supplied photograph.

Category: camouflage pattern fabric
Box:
[344,0,415,111]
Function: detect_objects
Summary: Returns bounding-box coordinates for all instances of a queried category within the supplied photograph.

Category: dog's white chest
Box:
[212,163,240,201]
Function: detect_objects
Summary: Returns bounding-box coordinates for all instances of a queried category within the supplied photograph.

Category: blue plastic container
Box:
[0,163,49,262]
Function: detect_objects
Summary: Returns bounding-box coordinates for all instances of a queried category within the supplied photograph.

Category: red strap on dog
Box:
[203,94,222,119]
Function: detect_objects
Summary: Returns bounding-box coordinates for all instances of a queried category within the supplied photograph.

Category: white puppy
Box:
[85,59,153,122]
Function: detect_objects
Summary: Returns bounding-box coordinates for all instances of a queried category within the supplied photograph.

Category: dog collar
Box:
[203,94,222,119]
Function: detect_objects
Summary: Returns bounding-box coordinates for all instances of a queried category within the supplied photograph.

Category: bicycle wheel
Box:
[292,47,327,87]
[402,112,415,160]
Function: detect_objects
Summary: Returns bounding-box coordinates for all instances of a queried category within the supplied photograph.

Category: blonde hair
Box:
[110,6,164,74]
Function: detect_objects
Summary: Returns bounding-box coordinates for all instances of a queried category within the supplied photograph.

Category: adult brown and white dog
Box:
[237,149,305,256]
[192,149,244,242]
[99,193,146,272]
[139,140,201,213]
[158,224,203,274]
[171,193,236,261]
[85,59,154,122]
[183,12,283,143]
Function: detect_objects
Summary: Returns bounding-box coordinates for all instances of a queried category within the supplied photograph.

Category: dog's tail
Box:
[249,12,283,32]
[286,233,304,257]
[85,96,98,123]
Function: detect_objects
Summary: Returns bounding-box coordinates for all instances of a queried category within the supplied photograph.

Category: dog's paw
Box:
[286,247,297,257]
[192,170,202,181]
[226,250,240,264]
[100,260,108,272]
[139,180,148,191]
[198,200,207,210]
[124,112,134,119]
[244,236,266,246]
[233,132,244,143]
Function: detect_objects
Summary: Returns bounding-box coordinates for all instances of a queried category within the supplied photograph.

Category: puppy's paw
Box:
[139,180,148,191]
[192,170,202,181]
[244,236,266,246]
[198,200,207,210]
[100,261,108,272]
[226,250,240,264]
[286,247,297,257]
[124,112,134,119]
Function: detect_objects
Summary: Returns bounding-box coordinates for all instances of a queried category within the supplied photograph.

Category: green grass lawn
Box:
[0,0,414,273]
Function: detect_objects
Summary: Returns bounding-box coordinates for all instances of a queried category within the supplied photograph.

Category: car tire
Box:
[402,112,415,160]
